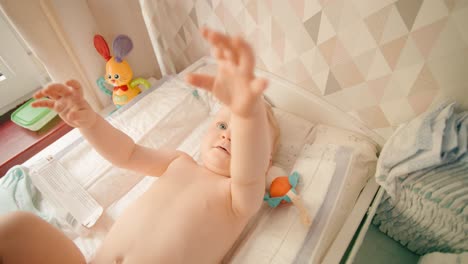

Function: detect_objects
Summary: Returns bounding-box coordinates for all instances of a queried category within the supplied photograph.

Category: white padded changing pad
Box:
[32,58,378,263]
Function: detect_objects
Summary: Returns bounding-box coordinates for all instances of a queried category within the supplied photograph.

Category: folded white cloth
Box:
[376,102,467,198]
[418,251,468,264]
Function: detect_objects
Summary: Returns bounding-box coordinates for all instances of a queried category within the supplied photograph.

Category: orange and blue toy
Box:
[264,171,313,227]
[94,34,150,107]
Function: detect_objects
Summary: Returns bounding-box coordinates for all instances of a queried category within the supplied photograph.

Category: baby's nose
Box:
[221,131,231,141]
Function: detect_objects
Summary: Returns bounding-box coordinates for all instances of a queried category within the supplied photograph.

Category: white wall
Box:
[51,0,111,107]
[50,0,161,108]
[1,0,162,111]
[0,12,46,115]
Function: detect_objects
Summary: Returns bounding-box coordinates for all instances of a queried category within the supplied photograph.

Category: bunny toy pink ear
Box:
[94,35,111,61]
[113,35,133,63]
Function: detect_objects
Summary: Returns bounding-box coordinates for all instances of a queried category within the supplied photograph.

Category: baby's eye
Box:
[217,122,228,130]
[114,74,120,79]
[107,74,112,79]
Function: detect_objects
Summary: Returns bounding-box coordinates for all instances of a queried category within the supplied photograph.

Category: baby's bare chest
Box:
[94,159,245,263]
[118,159,236,230]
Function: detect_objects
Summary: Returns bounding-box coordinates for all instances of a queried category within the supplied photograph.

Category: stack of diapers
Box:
[373,102,468,254]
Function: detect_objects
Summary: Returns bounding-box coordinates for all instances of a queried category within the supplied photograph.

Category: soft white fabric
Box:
[376,102,467,198]
[25,60,378,262]
[229,144,337,264]
[175,101,316,171]
[228,125,378,264]
[51,78,208,213]
[71,97,377,263]
[70,102,319,263]
[272,108,315,172]
[418,252,468,264]
[31,77,209,245]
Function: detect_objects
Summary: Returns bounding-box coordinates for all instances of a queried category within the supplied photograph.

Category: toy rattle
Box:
[94,34,151,107]
[264,170,312,227]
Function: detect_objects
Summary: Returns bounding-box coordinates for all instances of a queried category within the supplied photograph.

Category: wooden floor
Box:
[0,109,73,176]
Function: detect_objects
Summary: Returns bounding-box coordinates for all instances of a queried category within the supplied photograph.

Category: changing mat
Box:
[28,58,378,263]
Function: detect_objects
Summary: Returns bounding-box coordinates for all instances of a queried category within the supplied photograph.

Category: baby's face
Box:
[201,107,232,176]
[201,106,275,176]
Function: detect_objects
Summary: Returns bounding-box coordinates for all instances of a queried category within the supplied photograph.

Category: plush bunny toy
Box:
[94,34,150,107]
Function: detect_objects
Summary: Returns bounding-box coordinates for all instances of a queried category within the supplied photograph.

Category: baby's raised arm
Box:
[32,80,181,176]
[186,29,272,217]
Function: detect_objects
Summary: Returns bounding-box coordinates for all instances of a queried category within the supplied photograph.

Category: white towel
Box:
[418,252,468,264]
[376,103,468,198]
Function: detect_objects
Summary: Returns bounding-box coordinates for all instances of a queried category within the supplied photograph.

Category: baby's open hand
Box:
[32,80,96,128]
[186,28,268,118]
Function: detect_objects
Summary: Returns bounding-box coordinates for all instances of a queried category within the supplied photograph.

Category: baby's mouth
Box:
[216,146,231,155]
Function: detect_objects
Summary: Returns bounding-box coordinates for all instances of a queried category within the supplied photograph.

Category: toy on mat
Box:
[94,34,151,107]
[264,169,312,227]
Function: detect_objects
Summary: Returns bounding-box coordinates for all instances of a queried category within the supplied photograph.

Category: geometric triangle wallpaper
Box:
[141,0,468,139]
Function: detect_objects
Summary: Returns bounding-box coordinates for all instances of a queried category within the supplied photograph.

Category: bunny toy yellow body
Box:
[94,34,150,107]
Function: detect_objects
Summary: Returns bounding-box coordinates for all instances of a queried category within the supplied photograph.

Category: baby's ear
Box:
[113,35,133,62]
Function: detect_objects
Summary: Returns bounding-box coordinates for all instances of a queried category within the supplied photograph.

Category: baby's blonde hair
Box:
[264,100,280,156]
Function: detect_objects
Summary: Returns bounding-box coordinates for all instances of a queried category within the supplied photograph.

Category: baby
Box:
[0,28,279,264]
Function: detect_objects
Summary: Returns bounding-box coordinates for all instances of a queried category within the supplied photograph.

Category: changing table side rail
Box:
[322,179,382,264]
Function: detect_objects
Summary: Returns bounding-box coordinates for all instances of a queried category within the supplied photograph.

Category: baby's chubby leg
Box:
[0,211,85,264]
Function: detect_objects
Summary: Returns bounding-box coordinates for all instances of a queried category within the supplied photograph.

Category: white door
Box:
[0,12,49,115]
